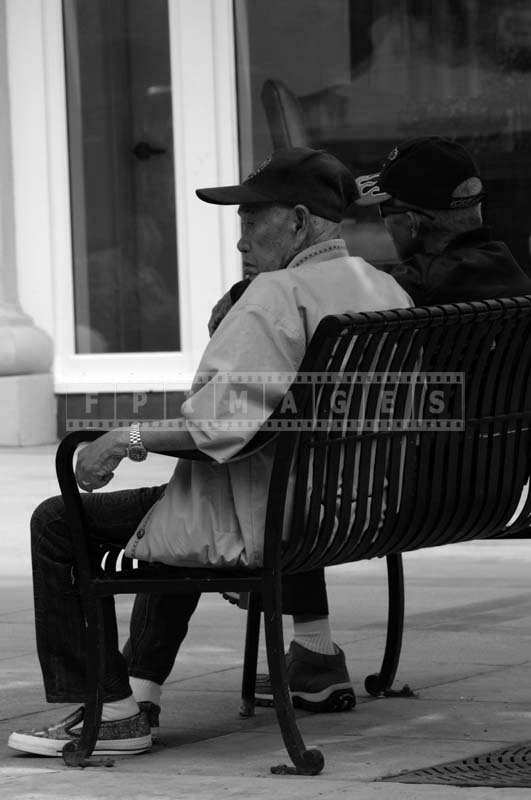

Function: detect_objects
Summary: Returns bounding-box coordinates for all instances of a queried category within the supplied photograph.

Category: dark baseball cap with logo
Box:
[355,136,483,210]
[196,147,357,222]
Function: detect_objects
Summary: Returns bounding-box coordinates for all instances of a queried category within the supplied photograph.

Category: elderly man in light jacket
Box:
[9,148,412,758]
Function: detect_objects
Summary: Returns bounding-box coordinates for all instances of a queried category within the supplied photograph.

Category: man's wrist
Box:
[111,427,130,456]
[126,422,148,461]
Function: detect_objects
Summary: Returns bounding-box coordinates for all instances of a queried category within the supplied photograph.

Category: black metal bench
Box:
[55,297,531,775]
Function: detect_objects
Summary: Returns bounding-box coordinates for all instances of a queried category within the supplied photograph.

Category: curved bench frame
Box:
[56,297,531,774]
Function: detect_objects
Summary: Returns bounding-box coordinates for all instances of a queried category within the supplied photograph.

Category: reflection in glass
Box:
[63,0,180,353]
[235,0,531,271]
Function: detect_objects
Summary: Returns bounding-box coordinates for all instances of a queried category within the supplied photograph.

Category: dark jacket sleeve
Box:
[229,278,251,304]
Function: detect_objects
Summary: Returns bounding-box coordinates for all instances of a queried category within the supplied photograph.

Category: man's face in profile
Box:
[384,212,418,260]
[380,200,429,260]
[237,203,298,280]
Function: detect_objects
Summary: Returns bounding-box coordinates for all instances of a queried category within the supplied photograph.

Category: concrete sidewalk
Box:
[1,445,531,799]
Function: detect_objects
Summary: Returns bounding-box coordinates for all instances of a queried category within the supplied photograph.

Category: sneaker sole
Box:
[293,686,356,713]
[255,682,355,713]
[8,731,152,758]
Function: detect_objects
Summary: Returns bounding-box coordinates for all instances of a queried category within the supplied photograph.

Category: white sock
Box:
[129,676,162,707]
[101,694,139,722]
[292,617,336,655]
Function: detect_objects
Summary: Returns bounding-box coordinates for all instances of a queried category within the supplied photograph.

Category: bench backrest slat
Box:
[263,298,531,572]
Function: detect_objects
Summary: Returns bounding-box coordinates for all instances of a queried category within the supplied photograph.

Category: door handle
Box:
[132,141,167,161]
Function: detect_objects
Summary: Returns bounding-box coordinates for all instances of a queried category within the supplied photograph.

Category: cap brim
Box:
[355,191,392,207]
[354,173,392,206]
[196,184,274,206]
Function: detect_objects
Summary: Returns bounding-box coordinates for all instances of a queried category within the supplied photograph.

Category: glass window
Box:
[63,0,180,353]
[235,0,531,272]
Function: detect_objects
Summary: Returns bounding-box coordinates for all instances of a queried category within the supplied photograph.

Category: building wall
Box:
[4,0,241,421]
[6,0,56,337]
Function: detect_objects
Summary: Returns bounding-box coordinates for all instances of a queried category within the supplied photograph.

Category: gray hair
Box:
[306,212,342,245]
[412,177,483,240]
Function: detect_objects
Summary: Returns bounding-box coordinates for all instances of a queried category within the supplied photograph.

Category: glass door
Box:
[63,0,180,355]
[35,0,241,391]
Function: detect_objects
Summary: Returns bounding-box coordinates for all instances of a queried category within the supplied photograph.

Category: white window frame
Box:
[8,0,241,393]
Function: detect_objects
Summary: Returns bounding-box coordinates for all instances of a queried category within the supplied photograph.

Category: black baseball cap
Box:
[355,137,483,210]
[196,147,357,222]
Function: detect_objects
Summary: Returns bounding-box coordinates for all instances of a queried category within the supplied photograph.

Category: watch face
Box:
[128,445,147,462]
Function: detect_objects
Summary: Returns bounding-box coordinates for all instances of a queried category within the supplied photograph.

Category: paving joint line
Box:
[412,659,531,693]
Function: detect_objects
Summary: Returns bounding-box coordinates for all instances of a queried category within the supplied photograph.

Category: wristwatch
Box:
[127,422,148,462]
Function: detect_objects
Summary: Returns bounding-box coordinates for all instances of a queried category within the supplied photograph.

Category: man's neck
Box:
[305,230,340,248]
[421,233,455,257]
[280,233,343,270]
[415,226,486,258]
[287,238,347,271]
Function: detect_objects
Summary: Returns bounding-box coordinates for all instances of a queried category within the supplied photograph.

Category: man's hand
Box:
[75,429,129,492]
[208,290,233,336]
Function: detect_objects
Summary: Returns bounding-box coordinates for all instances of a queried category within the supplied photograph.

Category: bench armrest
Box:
[55,428,277,585]
[54,430,216,589]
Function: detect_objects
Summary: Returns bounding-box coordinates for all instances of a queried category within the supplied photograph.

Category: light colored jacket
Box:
[125,239,412,568]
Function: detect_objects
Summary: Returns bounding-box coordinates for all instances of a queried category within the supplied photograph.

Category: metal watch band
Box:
[128,422,147,461]
[130,422,143,447]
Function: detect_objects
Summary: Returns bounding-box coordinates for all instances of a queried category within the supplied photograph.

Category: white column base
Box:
[0,373,56,445]
[0,316,54,375]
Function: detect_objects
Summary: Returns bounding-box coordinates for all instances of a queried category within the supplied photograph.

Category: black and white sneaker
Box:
[255,642,356,713]
[8,706,151,757]
[138,701,161,742]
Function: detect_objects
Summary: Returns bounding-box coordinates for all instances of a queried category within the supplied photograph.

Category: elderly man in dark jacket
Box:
[356,136,531,304]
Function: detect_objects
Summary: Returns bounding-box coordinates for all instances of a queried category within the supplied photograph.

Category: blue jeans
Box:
[31,486,329,704]
[31,485,200,703]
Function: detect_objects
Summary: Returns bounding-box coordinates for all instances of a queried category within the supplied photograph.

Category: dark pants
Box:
[31,486,328,703]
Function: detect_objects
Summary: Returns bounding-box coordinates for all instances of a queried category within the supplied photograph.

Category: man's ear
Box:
[406,211,421,239]
[293,204,311,236]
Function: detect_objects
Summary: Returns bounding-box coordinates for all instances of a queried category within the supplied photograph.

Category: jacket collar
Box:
[287,238,348,270]
[443,226,493,250]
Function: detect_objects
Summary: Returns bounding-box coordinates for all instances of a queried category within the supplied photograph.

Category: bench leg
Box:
[62,597,106,767]
[365,554,413,698]
[240,591,261,717]
[261,572,324,776]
